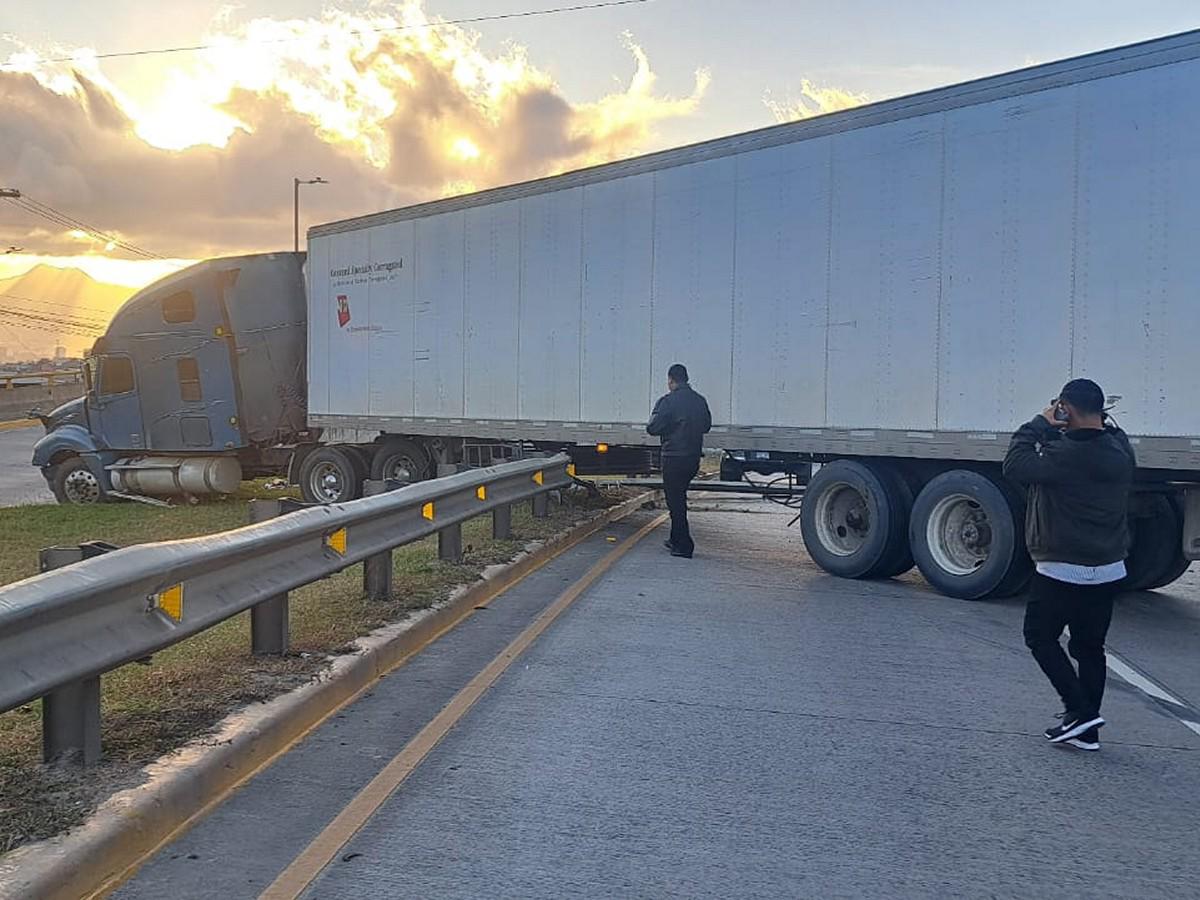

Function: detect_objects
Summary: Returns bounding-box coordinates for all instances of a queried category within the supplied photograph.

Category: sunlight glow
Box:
[0,254,193,289]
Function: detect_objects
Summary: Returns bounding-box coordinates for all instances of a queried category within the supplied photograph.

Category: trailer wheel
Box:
[800,460,909,579]
[875,466,915,578]
[910,470,1030,600]
[299,446,361,504]
[345,446,372,486]
[1122,494,1184,592]
[50,457,104,505]
[370,438,432,485]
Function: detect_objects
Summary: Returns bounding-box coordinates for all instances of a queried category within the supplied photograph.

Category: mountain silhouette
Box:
[0,264,134,361]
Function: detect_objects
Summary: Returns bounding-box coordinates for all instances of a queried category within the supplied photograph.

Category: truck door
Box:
[85,354,145,451]
[135,276,243,451]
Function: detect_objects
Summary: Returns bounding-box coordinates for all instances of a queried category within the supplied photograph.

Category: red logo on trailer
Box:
[336,295,351,328]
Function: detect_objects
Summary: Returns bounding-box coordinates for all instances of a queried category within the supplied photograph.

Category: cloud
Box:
[764,79,869,123]
[0,2,709,262]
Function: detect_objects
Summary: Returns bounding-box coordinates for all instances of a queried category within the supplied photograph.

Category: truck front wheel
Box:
[800,460,911,579]
[50,457,104,505]
[299,446,362,504]
[909,470,1030,600]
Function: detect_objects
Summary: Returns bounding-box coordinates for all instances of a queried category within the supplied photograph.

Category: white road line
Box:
[1106,652,1200,738]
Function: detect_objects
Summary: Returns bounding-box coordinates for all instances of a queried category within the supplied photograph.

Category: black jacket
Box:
[647,384,712,459]
[1002,417,1135,566]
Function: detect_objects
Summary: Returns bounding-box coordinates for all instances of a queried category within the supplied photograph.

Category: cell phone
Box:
[1053,403,1069,423]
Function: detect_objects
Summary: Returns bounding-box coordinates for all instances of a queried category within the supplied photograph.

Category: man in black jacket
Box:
[1003,378,1135,751]
[648,364,712,558]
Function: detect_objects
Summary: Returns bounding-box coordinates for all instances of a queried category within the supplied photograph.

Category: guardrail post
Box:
[363,480,393,600]
[492,503,512,540]
[43,677,101,766]
[248,500,289,655]
[532,491,549,519]
[38,545,105,765]
[439,522,463,563]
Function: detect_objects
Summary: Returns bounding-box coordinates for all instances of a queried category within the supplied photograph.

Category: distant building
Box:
[54,345,66,359]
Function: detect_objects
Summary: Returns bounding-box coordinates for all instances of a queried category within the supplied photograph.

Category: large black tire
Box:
[876,466,915,578]
[1122,494,1183,592]
[369,437,432,484]
[910,470,1030,600]
[345,445,373,487]
[298,446,362,504]
[800,459,910,579]
[992,478,1035,597]
[50,457,104,505]
[1142,494,1190,591]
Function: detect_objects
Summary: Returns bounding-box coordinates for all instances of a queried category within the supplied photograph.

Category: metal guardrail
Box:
[0,454,571,764]
[0,370,83,389]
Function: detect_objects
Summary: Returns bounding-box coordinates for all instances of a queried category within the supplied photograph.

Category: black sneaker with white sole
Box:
[1044,715,1105,743]
[1064,726,1101,751]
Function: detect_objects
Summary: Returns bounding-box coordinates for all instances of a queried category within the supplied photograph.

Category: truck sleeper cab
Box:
[33,253,308,502]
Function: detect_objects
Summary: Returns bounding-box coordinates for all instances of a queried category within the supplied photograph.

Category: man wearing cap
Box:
[1003,378,1135,751]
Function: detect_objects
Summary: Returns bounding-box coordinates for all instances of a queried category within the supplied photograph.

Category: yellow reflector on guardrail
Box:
[476,486,487,501]
[325,528,347,555]
[533,470,544,486]
[156,584,184,622]
[422,502,435,520]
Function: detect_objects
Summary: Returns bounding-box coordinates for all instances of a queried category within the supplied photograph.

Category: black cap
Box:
[1059,378,1105,414]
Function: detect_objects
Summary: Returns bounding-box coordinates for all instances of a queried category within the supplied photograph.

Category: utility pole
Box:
[293,177,327,252]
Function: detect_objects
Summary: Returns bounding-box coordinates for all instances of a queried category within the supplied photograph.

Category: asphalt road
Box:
[0,424,52,506]
[113,496,1200,899]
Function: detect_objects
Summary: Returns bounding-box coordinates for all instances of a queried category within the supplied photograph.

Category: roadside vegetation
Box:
[0,480,632,855]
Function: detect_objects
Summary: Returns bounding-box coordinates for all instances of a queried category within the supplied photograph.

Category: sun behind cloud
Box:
[0,0,709,279]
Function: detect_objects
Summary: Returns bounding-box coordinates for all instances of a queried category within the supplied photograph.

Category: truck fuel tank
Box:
[110,456,242,497]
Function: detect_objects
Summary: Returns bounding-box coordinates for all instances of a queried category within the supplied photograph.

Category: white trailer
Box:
[305,29,1200,599]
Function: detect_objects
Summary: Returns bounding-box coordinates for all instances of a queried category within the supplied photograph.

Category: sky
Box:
[2,0,1200,288]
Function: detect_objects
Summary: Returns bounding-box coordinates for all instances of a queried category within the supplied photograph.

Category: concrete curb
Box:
[0,490,659,900]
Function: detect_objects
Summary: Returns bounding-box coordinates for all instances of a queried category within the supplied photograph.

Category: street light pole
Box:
[293,177,327,252]
[2,189,24,254]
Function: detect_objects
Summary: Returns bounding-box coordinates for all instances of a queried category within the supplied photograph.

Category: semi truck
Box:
[34,29,1200,600]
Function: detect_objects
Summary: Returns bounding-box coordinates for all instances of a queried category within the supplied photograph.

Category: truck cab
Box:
[33,252,308,503]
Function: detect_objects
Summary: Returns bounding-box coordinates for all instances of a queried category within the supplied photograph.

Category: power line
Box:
[6,196,161,259]
[0,293,111,326]
[0,292,114,321]
[2,193,166,259]
[0,319,101,339]
[4,0,654,65]
[0,304,106,335]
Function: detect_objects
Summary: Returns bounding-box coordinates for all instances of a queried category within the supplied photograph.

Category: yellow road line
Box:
[89,497,656,900]
[0,418,38,432]
[261,512,668,900]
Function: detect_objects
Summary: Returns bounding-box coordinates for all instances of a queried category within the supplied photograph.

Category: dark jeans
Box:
[1023,573,1116,721]
[662,455,700,556]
